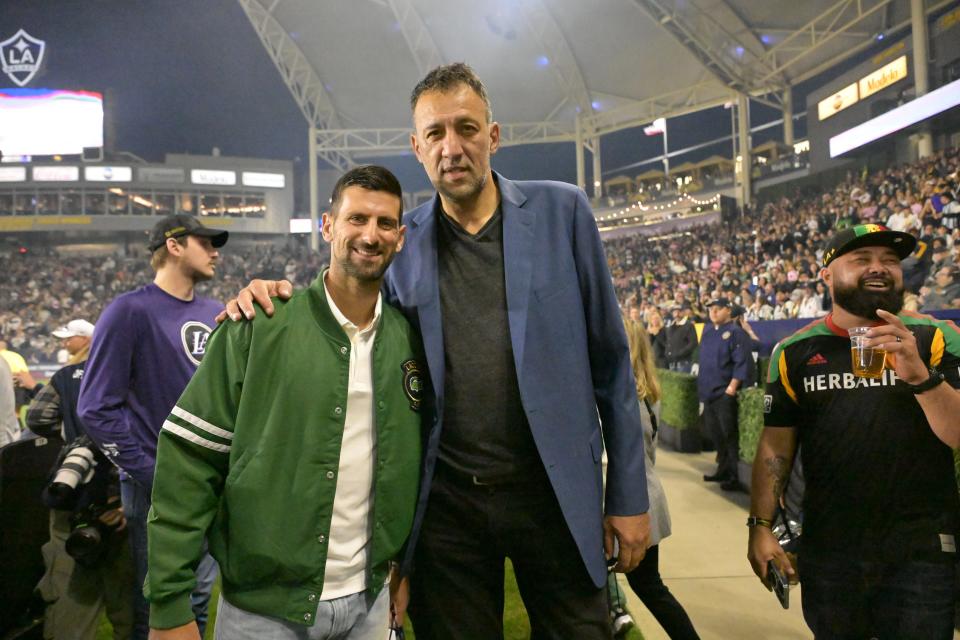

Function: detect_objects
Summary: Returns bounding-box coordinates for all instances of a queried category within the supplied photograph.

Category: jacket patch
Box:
[401,359,423,412]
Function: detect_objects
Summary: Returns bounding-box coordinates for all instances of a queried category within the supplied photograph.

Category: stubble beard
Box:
[338,243,392,283]
[436,169,487,205]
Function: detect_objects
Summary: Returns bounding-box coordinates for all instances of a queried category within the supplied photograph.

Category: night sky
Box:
[1,0,846,209]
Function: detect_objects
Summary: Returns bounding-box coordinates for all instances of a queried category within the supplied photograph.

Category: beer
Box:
[850,345,886,378]
[849,326,886,378]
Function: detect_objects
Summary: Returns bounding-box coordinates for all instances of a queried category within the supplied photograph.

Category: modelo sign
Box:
[859,55,908,99]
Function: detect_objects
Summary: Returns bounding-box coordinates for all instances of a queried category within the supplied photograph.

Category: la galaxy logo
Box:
[401,359,423,412]
[180,321,212,366]
[1,29,45,87]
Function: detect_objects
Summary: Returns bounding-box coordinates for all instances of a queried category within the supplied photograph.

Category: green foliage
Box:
[657,369,699,430]
[738,387,765,463]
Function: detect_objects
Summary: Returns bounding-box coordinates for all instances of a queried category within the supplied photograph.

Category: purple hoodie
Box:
[78,283,222,487]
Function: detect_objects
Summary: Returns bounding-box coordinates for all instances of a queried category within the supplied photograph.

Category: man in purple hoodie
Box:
[78,214,227,640]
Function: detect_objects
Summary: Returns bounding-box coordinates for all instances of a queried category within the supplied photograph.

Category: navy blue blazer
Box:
[384,173,649,587]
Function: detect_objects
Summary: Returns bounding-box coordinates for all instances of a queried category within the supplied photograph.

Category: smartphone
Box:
[767,560,790,609]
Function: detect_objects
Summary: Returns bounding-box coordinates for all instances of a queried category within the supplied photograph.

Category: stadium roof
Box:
[237,0,940,170]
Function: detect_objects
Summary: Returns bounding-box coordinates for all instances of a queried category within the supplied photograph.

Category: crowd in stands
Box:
[2,147,958,367]
[0,241,328,365]
[607,146,960,329]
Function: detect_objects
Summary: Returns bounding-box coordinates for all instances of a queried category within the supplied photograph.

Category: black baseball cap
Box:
[821,223,916,267]
[706,298,730,308]
[148,214,229,252]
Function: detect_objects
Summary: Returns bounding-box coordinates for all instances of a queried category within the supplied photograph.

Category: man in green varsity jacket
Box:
[146,166,425,640]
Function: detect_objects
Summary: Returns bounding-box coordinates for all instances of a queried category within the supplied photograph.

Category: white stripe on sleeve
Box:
[162,420,231,453]
[171,406,234,440]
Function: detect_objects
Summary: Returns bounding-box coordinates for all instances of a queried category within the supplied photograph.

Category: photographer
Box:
[26,320,133,640]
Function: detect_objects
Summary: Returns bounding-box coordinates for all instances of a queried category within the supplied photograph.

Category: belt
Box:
[433,460,527,487]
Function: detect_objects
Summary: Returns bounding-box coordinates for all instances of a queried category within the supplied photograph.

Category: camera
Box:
[45,435,98,510]
[65,498,123,568]
[42,434,124,567]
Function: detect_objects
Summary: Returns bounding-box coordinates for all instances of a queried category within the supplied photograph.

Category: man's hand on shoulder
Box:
[604,512,650,573]
[215,279,293,324]
[148,621,200,640]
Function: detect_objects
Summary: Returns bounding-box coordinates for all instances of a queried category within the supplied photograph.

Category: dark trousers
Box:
[408,464,611,640]
[799,552,957,640]
[624,545,700,640]
[703,395,739,481]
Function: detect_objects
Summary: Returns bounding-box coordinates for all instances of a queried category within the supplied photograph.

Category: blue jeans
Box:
[214,589,389,640]
[121,477,218,640]
[799,552,957,639]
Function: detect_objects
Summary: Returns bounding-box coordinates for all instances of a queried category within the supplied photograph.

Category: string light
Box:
[597,192,721,224]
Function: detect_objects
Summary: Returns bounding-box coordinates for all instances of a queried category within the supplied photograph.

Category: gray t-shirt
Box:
[435,206,543,481]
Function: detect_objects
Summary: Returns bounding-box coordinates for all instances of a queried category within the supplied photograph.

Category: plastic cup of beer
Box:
[849,326,886,378]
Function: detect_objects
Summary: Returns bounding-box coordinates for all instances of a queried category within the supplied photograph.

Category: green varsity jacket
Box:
[145,274,425,629]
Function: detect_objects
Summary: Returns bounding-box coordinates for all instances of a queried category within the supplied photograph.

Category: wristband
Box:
[905,366,946,394]
[746,516,773,528]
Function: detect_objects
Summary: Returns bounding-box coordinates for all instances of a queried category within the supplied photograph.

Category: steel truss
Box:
[237,0,353,171]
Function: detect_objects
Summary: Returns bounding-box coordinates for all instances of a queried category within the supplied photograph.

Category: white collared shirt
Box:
[320,276,382,600]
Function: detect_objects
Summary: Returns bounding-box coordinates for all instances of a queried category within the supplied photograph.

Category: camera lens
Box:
[65,524,103,562]
[52,447,96,490]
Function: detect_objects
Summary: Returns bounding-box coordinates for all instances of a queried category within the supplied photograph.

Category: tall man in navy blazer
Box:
[390,63,649,639]
[226,63,650,639]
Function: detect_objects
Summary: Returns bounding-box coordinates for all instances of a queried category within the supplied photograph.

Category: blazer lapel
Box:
[408,198,445,403]
[498,174,534,381]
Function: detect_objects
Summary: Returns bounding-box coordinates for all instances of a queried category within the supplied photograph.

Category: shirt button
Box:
[317,534,325,543]
[376,521,382,529]
[378,401,385,409]
[304,613,312,622]
[308,593,317,602]
[326,471,335,479]
[340,346,348,355]
[334,406,343,415]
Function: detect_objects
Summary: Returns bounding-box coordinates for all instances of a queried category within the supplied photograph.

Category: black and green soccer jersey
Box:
[764,311,960,561]
[145,274,426,629]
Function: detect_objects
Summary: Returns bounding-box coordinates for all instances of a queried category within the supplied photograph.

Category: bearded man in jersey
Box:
[748,223,960,639]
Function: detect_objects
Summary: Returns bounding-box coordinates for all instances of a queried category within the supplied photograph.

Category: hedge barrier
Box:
[656,369,701,452]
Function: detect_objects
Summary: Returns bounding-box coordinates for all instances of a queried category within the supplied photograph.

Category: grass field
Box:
[96,562,644,639]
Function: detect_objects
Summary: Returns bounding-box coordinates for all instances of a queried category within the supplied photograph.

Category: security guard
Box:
[697,298,753,490]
